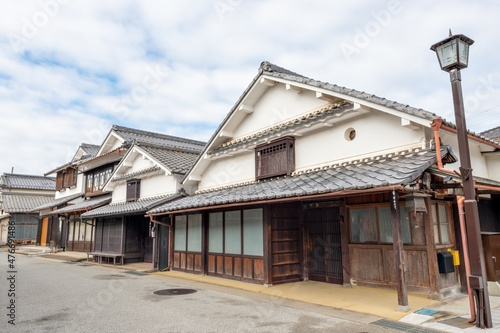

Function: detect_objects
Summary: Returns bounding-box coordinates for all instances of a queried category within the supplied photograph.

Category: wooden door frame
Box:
[303,201,344,284]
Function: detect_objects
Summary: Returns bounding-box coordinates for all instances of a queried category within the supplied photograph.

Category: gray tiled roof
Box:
[481,126,500,141]
[30,193,84,212]
[2,193,54,213]
[81,194,182,218]
[111,166,161,182]
[150,147,448,214]
[50,195,111,214]
[182,61,498,182]
[0,173,56,190]
[113,125,206,151]
[80,143,100,157]
[139,144,201,174]
[260,62,500,145]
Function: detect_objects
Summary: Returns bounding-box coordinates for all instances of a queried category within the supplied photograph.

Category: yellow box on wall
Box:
[447,249,460,265]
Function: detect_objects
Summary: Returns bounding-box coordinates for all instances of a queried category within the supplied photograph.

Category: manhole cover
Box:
[153,288,197,296]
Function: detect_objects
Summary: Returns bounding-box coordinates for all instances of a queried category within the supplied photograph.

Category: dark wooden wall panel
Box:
[224,257,233,275]
[234,257,242,277]
[217,256,224,275]
[350,247,384,282]
[180,253,186,269]
[254,259,264,281]
[270,203,302,283]
[208,255,216,273]
[173,252,180,269]
[351,245,432,289]
[194,254,202,272]
[187,254,194,270]
[243,258,253,279]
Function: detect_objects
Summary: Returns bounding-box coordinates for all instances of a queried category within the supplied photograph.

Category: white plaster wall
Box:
[295,111,425,170]
[107,136,123,153]
[111,183,127,203]
[125,154,155,173]
[232,84,328,139]
[111,174,181,203]
[199,111,426,191]
[439,131,490,178]
[485,156,500,181]
[199,153,255,190]
[141,174,180,198]
[54,173,85,199]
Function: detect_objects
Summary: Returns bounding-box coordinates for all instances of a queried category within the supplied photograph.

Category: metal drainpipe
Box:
[458,196,476,324]
[432,120,476,323]
[431,119,457,175]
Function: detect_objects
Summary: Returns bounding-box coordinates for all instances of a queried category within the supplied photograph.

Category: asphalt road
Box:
[0,250,399,333]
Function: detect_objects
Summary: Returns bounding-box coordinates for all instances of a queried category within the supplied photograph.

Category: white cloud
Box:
[1,0,500,176]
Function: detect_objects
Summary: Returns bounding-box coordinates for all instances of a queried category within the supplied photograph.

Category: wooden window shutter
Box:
[72,168,78,187]
[65,168,74,188]
[255,137,295,180]
[56,171,63,191]
[126,180,141,202]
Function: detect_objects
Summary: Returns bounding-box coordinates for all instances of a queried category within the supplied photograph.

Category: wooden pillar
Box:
[201,211,207,275]
[423,197,440,298]
[390,190,410,312]
[152,222,157,270]
[263,204,272,286]
[339,199,351,287]
[121,216,126,255]
[300,203,309,281]
[169,215,174,269]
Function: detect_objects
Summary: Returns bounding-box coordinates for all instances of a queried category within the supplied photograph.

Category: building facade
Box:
[0,173,55,245]
[147,62,500,300]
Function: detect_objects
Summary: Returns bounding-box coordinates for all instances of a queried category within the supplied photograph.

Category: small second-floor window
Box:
[126,179,141,202]
[86,165,114,195]
[62,171,67,188]
[431,202,452,245]
[255,137,295,180]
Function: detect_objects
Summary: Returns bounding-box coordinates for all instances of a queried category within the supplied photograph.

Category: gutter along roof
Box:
[148,147,453,215]
[81,194,183,218]
[50,195,111,214]
[30,193,84,212]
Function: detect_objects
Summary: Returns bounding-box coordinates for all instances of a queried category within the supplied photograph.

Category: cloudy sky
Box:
[1,0,500,175]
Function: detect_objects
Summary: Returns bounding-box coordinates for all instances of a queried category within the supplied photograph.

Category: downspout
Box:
[433,120,476,323]
[474,184,500,192]
[148,214,170,271]
[431,119,457,175]
[457,195,476,324]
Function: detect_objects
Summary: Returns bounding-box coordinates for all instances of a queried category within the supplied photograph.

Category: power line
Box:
[467,104,500,118]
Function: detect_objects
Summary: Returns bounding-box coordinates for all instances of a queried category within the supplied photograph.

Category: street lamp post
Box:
[431,32,492,329]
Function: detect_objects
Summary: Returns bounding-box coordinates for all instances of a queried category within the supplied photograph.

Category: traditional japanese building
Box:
[33,143,101,250]
[0,173,55,245]
[80,126,205,265]
[147,62,500,303]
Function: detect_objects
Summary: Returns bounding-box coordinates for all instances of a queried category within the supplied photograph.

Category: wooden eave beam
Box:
[286,84,301,94]
[238,104,254,114]
[260,77,276,87]
[401,118,420,130]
